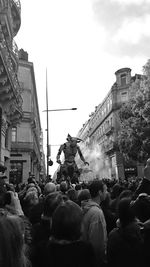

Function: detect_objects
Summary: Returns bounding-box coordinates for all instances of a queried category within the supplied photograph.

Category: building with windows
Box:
[77,68,144,180]
[0,0,23,176]
[9,49,45,184]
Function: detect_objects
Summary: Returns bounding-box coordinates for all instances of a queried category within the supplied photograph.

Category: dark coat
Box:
[107,222,144,267]
[31,239,96,267]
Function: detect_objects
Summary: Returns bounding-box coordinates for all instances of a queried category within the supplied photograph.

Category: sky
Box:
[15,0,150,176]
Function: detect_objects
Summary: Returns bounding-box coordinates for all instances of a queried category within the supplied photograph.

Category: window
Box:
[121,92,128,102]
[9,161,23,184]
[11,127,17,142]
[121,74,127,86]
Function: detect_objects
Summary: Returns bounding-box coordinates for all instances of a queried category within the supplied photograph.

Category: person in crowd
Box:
[114,189,133,218]
[43,182,56,196]
[59,181,68,194]
[0,215,31,267]
[133,158,150,199]
[109,183,124,213]
[100,188,117,234]
[81,179,107,267]
[78,188,91,206]
[1,190,33,247]
[28,182,57,225]
[107,197,144,267]
[132,193,150,267]
[39,200,96,267]
[31,191,64,246]
[67,188,79,204]
[22,190,39,219]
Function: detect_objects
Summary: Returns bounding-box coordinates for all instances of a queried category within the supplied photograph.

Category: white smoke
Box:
[77,142,111,182]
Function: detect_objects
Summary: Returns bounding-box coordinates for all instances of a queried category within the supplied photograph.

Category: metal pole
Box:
[43,108,77,112]
[46,69,49,179]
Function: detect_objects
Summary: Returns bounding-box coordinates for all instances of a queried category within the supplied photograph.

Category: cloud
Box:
[113,16,150,44]
[92,0,150,57]
[111,0,150,5]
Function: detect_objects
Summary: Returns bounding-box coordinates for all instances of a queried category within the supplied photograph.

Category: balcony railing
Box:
[0,25,23,111]
[11,142,34,152]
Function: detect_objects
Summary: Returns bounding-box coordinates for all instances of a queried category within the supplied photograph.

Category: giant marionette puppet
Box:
[56,134,89,184]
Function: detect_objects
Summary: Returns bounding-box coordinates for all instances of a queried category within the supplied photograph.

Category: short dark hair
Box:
[88,179,104,198]
[118,197,135,227]
[43,192,63,217]
[78,189,91,206]
[51,200,82,241]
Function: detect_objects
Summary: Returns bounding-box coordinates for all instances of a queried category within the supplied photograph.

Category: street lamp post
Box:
[43,71,77,178]
[43,107,77,179]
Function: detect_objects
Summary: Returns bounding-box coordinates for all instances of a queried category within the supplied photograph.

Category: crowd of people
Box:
[1,159,150,267]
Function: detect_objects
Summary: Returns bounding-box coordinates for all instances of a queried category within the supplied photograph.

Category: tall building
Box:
[9,49,45,184]
[0,0,22,176]
[77,68,144,180]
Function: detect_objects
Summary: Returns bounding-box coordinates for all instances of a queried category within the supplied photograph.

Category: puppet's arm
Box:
[77,146,89,165]
[56,145,64,164]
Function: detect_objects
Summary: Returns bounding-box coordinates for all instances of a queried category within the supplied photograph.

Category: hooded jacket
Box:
[81,199,107,265]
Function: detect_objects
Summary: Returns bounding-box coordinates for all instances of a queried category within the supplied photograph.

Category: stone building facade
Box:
[77,68,144,180]
[0,0,22,177]
[9,49,45,184]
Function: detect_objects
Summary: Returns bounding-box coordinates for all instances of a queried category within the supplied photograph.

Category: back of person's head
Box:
[78,189,91,206]
[44,182,56,196]
[118,197,135,227]
[27,177,36,184]
[24,190,39,206]
[26,186,38,194]
[60,181,68,194]
[0,215,26,267]
[51,200,82,241]
[118,189,133,201]
[67,188,78,203]
[88,179,104,198]
[132,193,150,222]
[111,183,123,199]
[43,192,64,217]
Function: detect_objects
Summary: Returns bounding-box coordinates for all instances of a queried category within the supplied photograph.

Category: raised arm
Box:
[77,146,89,165]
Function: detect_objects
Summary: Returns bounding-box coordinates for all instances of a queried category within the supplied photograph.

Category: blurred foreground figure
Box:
[56,134,89,184]
[41,200,96,267]
[0,215,30,267]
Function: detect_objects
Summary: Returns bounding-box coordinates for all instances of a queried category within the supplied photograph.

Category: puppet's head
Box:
[66,134,83,144]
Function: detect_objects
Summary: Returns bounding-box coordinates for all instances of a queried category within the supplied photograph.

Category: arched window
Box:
[121,73,127,86]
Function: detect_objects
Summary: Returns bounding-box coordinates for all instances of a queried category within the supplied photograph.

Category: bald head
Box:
[44,182,56,196]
